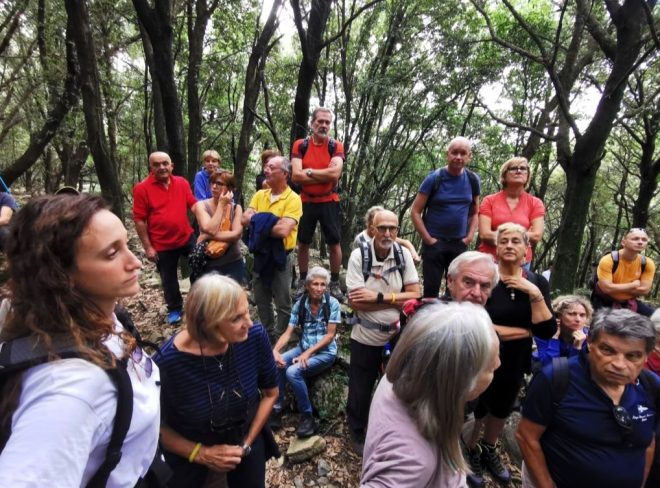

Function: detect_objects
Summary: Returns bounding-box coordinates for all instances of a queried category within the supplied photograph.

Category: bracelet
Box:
[188,442,202,463]
[390,293,396,304]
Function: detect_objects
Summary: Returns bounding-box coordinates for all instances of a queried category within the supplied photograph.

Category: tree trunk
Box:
[64,0,124,219]
[133,0,187,177]
[234,0,283,202]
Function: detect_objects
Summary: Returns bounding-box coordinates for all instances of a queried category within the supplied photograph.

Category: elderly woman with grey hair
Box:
[360,302,501,488]
[271,266,340,437]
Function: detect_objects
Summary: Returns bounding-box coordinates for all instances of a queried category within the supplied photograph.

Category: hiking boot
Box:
[480,441,511,484]
[269,409,282,430]
[296,414,317,438]
[167,310,182,325]
[329,280,344,302]
[294,279,306,301]
[465,444,485,488]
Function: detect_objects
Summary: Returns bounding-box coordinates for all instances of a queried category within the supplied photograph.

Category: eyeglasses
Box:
[130,345,153,380]
[612,405,633,442]
[507,166,529,173]
[626,227,646,235]
[375,225,399,234]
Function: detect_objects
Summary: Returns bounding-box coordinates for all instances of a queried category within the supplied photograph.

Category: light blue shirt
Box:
[289,294,340,355]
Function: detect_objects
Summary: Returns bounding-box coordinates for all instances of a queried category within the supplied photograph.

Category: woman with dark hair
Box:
[465,223,556,488]
[360,302,500,487]
[0,194,160,487]
[478,157,545,266]
[190,170,245,283]
[155,274,278,488]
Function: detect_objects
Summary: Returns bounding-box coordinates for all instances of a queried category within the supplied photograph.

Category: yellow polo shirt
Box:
[248,186,302,251]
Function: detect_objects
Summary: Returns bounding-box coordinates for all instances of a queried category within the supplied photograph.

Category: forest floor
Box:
[122,227,521,488]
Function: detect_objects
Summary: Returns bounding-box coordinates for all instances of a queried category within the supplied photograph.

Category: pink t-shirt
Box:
[478,190,545,262]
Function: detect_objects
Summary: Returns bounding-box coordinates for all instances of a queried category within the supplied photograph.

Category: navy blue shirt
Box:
[418,168,479,239]
[522,351,658,488]
[156,324,277,445]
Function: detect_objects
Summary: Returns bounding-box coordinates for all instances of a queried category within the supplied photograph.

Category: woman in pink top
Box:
[360,302,501,488]
[478,157,545,264]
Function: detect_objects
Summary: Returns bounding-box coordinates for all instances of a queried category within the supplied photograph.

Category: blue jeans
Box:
[275,346,335,415]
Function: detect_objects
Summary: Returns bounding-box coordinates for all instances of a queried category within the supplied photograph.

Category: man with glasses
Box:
[593,228,657,317]
[345,209,421,455]
[242,156,303,342]
[291,107,345,302]
[411,136,481,298]
[517,309,658,488]
[133,151,197,325]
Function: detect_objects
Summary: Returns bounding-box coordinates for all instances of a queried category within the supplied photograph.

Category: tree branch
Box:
[322,0,384,48]
[477,99,557,142]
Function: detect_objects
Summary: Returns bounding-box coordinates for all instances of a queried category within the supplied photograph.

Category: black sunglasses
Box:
[612,405,633,442]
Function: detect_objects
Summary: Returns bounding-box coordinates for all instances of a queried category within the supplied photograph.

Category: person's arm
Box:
[295,323,337,368]
[160,424,243,472]
[271,217,297,239]
[272,325,296,367]
[0,206,13,226]
[134,219,157,262]
[479,214,497,246]
[349,283,421,312]
[241,387,278,451]
[494,324,534,341]
[527,216,544,244]
[204,203,243,243]
[291,155,343,185]
[515,418,555,488]
[395,237,421,263]
[643,436,655,486]
[410,192,436,246]
[193,172,208,200]
[464,195,480,245]
[534,336,562,367]
[595,256,641,295]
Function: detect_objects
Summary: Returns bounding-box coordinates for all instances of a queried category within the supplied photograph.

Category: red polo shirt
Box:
[133,174,196,251]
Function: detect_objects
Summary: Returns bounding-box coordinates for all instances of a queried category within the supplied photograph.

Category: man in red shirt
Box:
[133,151,196,324]
[291,107,345,301]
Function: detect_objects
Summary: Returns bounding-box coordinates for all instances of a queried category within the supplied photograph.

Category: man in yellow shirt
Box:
[594,228,656,317]
[242,156,303,340]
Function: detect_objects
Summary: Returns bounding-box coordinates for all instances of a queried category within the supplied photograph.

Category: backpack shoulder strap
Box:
[300,137,310,158]
[327,138,336,157]
[297,294,309,329]
[360,240,373,282]
[640,255,647,274]
[465,169,479,197]
[85,361,133,488]
[323,291,331,323]
[550,356,570,408]
[393,242,406,286]
[611,250,620,275]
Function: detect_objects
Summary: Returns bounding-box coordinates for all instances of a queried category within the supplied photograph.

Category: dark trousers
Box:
[346,338,384,436]
[421,238,467,298]
[156,236,194,313]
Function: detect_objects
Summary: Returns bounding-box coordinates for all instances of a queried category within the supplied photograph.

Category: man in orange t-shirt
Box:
[594,228,656,317]
[291,107,345,301]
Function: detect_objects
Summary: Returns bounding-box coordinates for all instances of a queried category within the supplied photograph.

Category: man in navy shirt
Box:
[517,308,658,488]
[411,136,480,298]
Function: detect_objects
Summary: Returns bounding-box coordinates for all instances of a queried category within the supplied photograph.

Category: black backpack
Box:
[590,251,647,304]
[358,239,406,290]
[297,291,332,329]
[0,308,169,488]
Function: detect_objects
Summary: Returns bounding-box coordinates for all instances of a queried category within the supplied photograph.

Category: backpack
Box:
[358,239,406,290]
[297,291,332,329]
[548,356,659,412]
[423,167,480,217]
[298,137,341,195]
[0,308,169,488]
[590,251,647,304]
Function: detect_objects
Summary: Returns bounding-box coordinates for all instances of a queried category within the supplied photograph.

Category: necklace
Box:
[200,343,230,371]
[509,287,516,300]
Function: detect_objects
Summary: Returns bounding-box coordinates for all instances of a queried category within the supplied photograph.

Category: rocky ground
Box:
[122,228,521,487]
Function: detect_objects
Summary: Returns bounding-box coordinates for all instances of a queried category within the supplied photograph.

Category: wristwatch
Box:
[241,442,252,458]
[306,169,313,177]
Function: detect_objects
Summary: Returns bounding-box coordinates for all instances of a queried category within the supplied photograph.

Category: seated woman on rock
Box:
[360,301,501,487]
[155,274,278,488]
[532,294,592,369]
[271,266,340,437]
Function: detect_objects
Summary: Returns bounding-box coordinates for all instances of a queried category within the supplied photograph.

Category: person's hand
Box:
[294,350,312,369]
[198,444,243,472]
[273,350,285,368]
[411,251,422,265]
[424,237,438,246]
[219,190,234,205]
[462,234,474,246]
[348,288,379,303]
[501,274,538,297]
[145,246,158,262]
[572,329,587,349]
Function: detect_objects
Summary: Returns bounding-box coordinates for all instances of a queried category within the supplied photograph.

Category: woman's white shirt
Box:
[0,318,161,487]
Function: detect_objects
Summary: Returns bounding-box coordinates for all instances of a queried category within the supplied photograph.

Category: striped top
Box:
[155,324,277,445]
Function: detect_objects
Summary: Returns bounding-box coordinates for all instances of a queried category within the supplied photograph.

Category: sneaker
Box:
[269,409,282,430]
[167,311,182,325]
[296,414,317,438]
[329,280,344,302]
[480,441,511,484]
[465,444,485,488]
[294,279,306,300]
